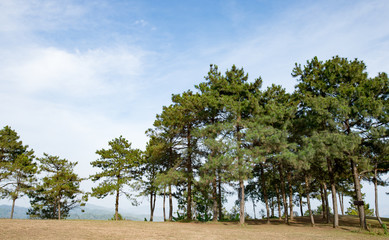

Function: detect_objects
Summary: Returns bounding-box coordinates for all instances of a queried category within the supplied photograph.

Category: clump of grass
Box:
[382,223,388,235]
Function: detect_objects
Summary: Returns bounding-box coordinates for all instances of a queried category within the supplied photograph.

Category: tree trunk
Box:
[150,192,155,222]
[299,192,303,217]
[278,163,289,224]
[212,175,218,221]
[338,192,344,215]
[351,159,367,230]
[58,199,61,220]
[115,189,119,221]
[10,197,17,219]
[323,182,330,223]
[271,199,275,218]
[186,129,193,221]
[163,187,166,222]
[275,184,282,220]
[327,158,338,228]
[320,184,326,221]
[239,179,245,225]
[287,171,294,221]
[374,166,383,226]
[252,198,256,219]
[236,114,245,225]
[169,184,173,221]
[305,175,315,227]
[217,172,222,220]
[261,165,270,223]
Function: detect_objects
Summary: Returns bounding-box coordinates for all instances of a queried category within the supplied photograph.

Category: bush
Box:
[109,213,125,220]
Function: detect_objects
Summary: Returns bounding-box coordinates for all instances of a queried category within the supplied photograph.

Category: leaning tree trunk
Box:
[374,166,383,226]
[10,197,17,219]
[351,159,367,230]
[287,171,294,221]
[327,158,339,228]
[305,175,315,227]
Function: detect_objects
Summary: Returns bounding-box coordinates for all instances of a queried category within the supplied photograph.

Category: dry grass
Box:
[0,215,388,240]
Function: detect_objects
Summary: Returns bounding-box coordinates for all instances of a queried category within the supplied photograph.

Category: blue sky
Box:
[1,0,388,217]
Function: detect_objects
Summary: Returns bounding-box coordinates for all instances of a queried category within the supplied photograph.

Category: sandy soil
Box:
[0,216,387,240]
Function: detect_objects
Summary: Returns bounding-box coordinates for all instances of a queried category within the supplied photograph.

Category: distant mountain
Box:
[69,203,144,221]
[0,203,162,221]
[0,205,28,219]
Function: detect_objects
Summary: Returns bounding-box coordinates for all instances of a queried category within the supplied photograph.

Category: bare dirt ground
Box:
[0,215,388,240]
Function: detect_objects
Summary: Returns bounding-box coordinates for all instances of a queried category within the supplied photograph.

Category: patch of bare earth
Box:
[0,216,387,240]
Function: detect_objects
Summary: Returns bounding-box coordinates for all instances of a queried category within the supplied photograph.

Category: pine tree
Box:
[90,136,143,221]
[246,85,297,224]
[0,126,37,219]
[149,105,182,221]
[293,56,389,229]
[198,65,262,224]
[140,135,170,221]
[195,65,231,221]
[27,154,82,220]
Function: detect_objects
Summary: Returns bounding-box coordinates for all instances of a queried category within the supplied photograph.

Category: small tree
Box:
[90,136,143,221]
[346,200,374,217]
[27,154,83,220]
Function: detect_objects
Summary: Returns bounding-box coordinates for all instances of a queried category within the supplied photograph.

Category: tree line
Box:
[1,56,388,231]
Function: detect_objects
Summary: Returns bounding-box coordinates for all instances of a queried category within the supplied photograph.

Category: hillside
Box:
[1,217,388,240]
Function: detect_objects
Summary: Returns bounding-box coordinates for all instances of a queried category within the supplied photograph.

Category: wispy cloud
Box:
[1,46,144,97]
[190,0,389,91]
[0,0,86,33]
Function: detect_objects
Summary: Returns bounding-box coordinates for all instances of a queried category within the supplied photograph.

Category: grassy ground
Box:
[0,215,388,240]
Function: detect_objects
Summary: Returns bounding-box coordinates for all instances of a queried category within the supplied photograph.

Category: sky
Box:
[1,0,389,218]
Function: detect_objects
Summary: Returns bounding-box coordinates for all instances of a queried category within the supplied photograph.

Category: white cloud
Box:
[1,46,145,99]
[196,0,389,92]
[134,19,147,27]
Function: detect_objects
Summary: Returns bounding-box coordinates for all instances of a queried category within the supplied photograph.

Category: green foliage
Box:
[304,205,332,216]
[0,126,37,218]
[90,136,142,202]
[172,211,187,222]
[110,213,125,220]
[192,184,213,222]
[90,136,142,221]
[27,154,83,219]
[382,223,388,235]
[346,202,374,217]
[141,58,389,226]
